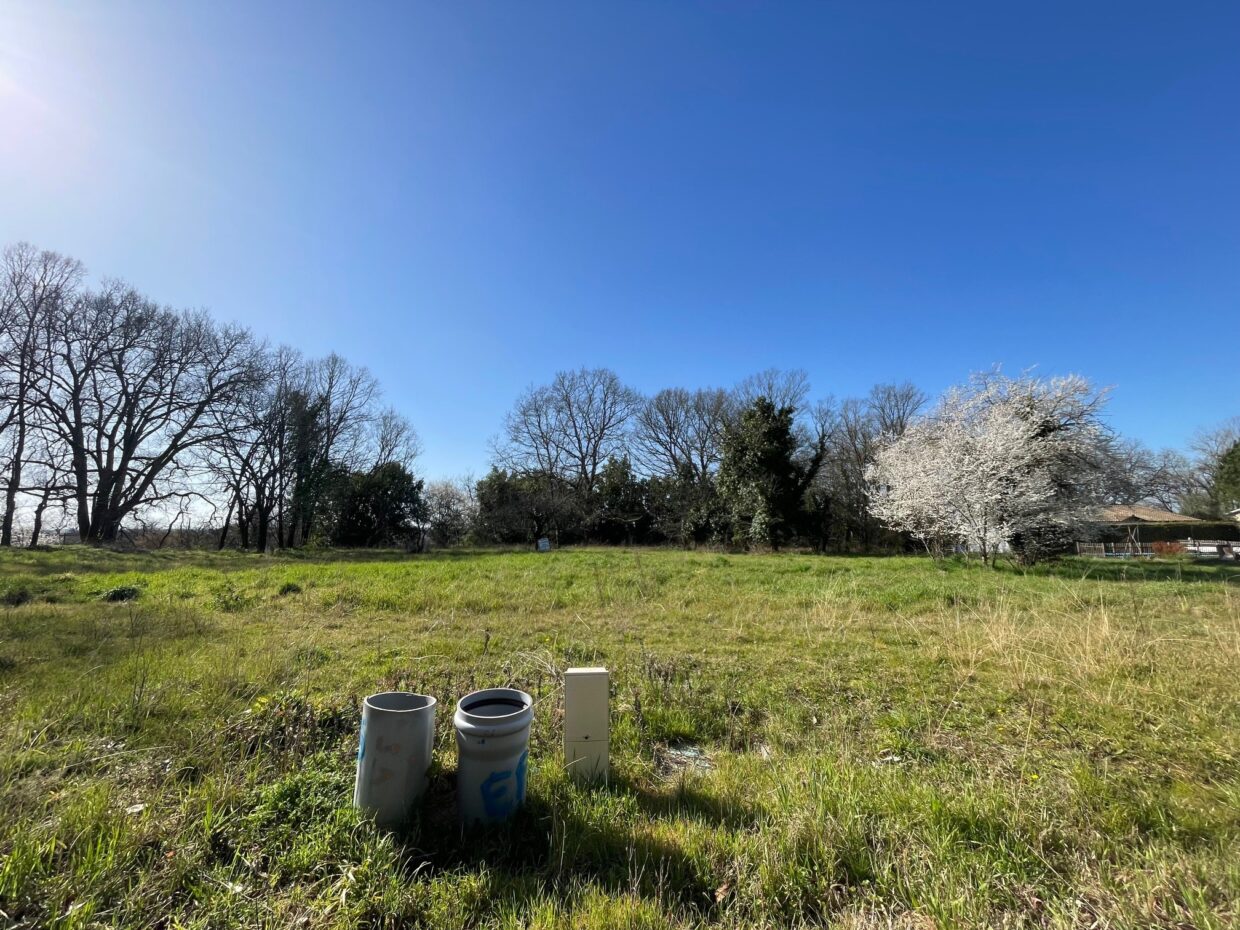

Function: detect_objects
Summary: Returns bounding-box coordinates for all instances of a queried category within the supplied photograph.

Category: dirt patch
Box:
[656,741,713,777]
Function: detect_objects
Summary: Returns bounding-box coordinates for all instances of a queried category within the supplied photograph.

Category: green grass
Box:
[0,546,1237,929]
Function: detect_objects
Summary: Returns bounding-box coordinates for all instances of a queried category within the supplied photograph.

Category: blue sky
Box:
[2,2,1237,478]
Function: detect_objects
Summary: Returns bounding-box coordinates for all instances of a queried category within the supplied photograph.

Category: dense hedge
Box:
[1094,521,1240,543]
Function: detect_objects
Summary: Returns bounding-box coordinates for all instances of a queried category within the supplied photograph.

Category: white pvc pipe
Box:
[453,687,533,826]
[354,691,437,827]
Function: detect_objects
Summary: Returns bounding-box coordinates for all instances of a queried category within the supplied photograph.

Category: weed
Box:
[2,585,33,607]
[101,584,140,602]
[212,581,252,613]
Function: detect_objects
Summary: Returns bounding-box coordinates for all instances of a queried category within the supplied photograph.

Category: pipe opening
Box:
[365,691,436,712]
[462,696,528,715]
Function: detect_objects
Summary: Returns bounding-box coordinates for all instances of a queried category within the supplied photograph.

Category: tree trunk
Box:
[0,400,26,546]
[28,487,51,547]
[256,509,269,553]
[71,435,90,542]
[237,503,251,550]
[217,498,235,550]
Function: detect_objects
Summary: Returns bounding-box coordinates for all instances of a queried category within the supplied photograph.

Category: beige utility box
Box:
[564,667,609,783]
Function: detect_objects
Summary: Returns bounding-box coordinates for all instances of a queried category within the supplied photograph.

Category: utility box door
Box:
[565,739,608,783]
[564,668,608,741]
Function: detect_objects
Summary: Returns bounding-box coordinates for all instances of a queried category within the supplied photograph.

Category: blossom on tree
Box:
[866,372,1109,562]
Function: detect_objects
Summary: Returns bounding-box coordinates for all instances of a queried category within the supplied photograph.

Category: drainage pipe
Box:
[353,691,437,827]
[453,687,533,825]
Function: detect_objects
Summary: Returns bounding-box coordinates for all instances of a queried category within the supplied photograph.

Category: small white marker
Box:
[564,667,609,784]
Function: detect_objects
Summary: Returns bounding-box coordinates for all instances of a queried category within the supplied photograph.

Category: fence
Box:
[1075,542,1156,558]
[1181,540,1238,559]
[1076,540,1237,560]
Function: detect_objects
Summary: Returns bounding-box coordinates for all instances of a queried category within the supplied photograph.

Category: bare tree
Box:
[813,396,879,548]
[734,368,810,412]
[205,346,304,551]
[497,367,640,496]
[806,383,926,550]
[279,353,381,546]
[493,384,565,478]
[1184,416,1240,515]
[18,425,76,547]
[631,387,731,480]
[550,367,642,493]
[1190,417,1240,480]
[34,284,266,543]
[0,243,83,545]
[1,242,424,551]
[310,353,380,471]
[372,408,422,471]
[425,477,478,547]
[1097,438,1195,511]
[866,382,927,438]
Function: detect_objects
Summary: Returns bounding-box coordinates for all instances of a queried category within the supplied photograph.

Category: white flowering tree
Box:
[867,372,1108,563]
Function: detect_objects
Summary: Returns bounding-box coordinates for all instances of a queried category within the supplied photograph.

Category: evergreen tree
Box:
[329,462,426,547]
[717,397,824,549]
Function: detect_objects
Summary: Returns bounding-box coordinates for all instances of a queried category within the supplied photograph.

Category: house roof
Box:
[1096,504,1202,524]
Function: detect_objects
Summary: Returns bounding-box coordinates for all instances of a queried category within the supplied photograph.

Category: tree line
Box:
[0,243,424,549]
[453,365,1236,559]
[3,241,1237,557]
[463,369,923,551]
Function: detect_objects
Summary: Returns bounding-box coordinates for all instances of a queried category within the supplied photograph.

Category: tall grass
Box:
[0,547,1236,928]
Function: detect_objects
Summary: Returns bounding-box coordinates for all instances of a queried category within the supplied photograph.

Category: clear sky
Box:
[2,2,1237,479]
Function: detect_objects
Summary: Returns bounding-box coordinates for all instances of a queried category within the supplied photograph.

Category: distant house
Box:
[1229,507,1240,524]
[1077,504,1239,556]
[1095,504,1202,527]
[1078,505,1200,557]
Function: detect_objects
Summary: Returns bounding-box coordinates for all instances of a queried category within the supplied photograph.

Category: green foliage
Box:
[474,467,575,544]
[718,397,824,549]
[647,465,726,546]
[591,457,650,543]
[101,584,141,603]
[2,584,33,607]
[329,461,426,547]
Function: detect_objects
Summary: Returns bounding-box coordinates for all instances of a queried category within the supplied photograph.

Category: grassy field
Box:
[0,547,1237,929]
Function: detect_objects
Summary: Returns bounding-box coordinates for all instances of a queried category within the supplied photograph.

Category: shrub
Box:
[212,582,251,612]
[1,586,33,607]
[102,585,141,602]
[225,691,356,760]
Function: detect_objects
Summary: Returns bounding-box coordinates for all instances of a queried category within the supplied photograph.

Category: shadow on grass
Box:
[614,772,763,832]
[388,769,762,915]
